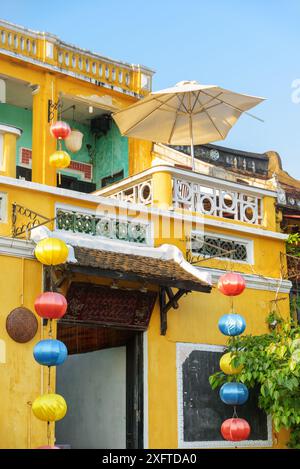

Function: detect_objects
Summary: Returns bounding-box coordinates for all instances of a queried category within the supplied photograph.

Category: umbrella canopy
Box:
[113,80,265,169]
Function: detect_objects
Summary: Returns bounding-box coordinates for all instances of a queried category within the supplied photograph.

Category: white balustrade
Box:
[110,180,152,205]
[172,177,262,224]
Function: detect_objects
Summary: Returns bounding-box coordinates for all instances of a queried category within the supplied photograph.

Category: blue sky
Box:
[2,0,300,177]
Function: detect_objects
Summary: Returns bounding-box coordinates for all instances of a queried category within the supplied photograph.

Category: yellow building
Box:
[0,19,291,449]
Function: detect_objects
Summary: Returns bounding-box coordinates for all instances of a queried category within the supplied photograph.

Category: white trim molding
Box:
[196,266,292,293]
[176,342,273,449]
[0,237,34,258]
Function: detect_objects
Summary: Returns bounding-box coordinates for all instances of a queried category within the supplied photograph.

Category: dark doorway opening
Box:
[55,323,144,449]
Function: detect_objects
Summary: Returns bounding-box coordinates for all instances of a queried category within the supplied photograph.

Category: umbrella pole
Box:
[189,114,195,171]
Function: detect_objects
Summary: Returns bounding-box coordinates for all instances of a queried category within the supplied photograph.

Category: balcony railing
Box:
[0,19,154,97]
[55,207,151,245]
[96,166,276,226]
[172,177,262,224]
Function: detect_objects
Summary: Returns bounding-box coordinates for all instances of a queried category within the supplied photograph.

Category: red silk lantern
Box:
[34,292,67,319]
[50,121,71,140]
[217,272,246,296]
[221,418,250,441]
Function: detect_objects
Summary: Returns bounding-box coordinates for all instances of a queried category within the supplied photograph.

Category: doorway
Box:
[55,325,144,449]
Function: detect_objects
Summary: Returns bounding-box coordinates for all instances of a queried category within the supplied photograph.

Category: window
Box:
[177,343,272,448]
[101,170,124,188]
[190,232,253,264]
[0,192,8,223]
[141,73,151,91]
[0,133,3,168]
[45,41,54,59]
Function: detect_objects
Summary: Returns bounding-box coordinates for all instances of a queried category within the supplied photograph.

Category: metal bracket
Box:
[159,287,190,335]
[48,99,63,123]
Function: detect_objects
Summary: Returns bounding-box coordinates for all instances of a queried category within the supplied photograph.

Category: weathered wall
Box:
[94,121,128,188]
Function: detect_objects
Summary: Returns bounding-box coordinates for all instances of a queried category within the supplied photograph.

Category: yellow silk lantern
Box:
[35,238,69,266]
[220,352,243,375]
[49,150,71,169]
[32,393,67,421]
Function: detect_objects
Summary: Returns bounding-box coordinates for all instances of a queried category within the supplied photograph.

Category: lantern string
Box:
[20,257,25,306]
[232,406,238,419]
[47,421,51,446]
[47,365,51,393]
[231,297,234,314]
[49,319,53,338]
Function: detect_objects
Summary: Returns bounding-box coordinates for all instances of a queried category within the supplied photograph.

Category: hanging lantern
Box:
[34,292,67,319]
[49,150,71,169]
[65,129,84,153]
[33,339,68,366]
[35,238,69,265]
[219,382,249,405]
[220,352,243,375]
[218,272,246,296]
[50,121,71,140]
[221,418,250,441]
[218,314,246,336]
[32,393,67,422]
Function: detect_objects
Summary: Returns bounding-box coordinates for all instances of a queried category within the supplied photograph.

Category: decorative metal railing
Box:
[55,208,150,244]
[172,177,262,224]
[0,20,153,97]
[189,234,249,262]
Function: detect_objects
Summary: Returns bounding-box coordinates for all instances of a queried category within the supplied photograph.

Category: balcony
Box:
[96,165,276,227]
[0,19,154,98]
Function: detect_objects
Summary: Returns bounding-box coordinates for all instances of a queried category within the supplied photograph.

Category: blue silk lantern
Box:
[33,339,68,366]
[218,313,246,336]
[220,382,249,405]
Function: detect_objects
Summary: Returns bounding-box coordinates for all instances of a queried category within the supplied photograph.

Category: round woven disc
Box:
[6,307,38,343]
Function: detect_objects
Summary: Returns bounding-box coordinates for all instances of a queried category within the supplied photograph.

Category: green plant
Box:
[286,233,300,256]
[266,309,284,331]
[209,320,300,448]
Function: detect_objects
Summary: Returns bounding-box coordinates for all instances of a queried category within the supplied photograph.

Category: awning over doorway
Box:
[67,245,212,293]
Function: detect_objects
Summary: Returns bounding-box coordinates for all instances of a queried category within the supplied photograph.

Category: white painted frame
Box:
[0,133,3,171]
[54,202,154,247]
[191,230,254,265]
[176,342,273,448]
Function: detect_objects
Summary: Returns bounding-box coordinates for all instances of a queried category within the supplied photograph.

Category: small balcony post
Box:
[0,124,22,178]
[152,170,173,209]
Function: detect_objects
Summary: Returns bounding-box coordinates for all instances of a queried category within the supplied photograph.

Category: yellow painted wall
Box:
[147,287,290,449]
[0,255,57,448]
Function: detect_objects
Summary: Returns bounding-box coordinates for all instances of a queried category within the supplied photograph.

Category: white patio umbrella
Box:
[113,81,265,170]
